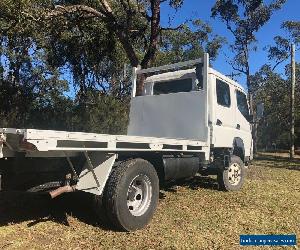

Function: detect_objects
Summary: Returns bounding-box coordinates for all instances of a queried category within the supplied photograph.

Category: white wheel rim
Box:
[228,163,241,186]
[127,175,152,216]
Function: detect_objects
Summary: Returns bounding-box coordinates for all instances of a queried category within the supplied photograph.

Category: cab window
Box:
[236,90,250,120]
[216,79,231,107]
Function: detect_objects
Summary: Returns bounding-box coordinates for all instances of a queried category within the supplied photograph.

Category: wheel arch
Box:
[116,153,165,183]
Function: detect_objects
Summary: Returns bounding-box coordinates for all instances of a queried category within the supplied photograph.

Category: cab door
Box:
[212,77,237,147]
[235,90,252,158]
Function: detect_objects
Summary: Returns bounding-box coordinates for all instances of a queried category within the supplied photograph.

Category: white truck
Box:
[0,54,253,231]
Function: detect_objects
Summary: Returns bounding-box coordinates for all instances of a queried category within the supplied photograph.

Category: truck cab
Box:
[128,55,252,165]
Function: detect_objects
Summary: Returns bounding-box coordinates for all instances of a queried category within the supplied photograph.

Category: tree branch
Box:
[44,2,140,67]
[98,0,114,16]
[161,22,186,31]
[272,55,289,71]
[45,5,105,19]
[98,0,140,66]
[21,11,40,21]
[231,64,247,74]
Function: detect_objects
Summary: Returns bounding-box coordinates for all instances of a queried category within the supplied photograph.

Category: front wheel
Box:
[217,155,246,191]
[102,158,159,231]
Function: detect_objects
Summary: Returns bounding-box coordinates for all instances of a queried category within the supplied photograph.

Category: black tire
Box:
[217,155,246,191]
[102,158,159,231]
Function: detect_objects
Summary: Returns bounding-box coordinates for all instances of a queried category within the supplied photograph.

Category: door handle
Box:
[236,124,240,130]
[216,119,222,126]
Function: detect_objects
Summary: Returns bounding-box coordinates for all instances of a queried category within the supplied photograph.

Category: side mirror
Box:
[256,103,264,119]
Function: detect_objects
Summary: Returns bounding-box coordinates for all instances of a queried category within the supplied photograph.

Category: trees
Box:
[211,0,286,154]
[0,0,71,129]
[258,21,300,154]
[251,65,289,149]
[0,0,223,133]
[43,0,223,95]
[0,1,298,152]
[156,20,224,65]
[252,62,300,151]
[211,0,286,107]
[40,0,171,95]
[267,21,300,70]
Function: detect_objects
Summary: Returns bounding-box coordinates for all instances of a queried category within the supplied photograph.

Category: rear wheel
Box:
[102,158,159,231]
[217,155,246,191]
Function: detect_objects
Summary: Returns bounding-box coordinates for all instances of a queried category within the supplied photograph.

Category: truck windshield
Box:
[153,78,193,95]
[236,90,250,120]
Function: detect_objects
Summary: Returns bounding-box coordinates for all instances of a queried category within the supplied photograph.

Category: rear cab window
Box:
[143,68,204,96]
[153,78,193,95]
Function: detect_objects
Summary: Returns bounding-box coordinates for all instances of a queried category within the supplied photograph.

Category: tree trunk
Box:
[246,67,257,156]
[290,44,295,159]
[136,0,161,96]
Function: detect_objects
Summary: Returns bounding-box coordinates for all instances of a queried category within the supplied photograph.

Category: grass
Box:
[0,153,299,250]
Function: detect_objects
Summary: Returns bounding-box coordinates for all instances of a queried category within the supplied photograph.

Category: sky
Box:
[160,0,300,89]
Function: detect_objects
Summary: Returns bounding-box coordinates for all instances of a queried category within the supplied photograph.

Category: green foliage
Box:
[155,20,225,66]
[39,0,223,97]
[267,21,300,70]
[0,0,70,128]
[260,20,300,149]
[169,0,184,9]
[282,21,300,44]
[0,0,223,134]
[253,63,300,149]
[72,93,129,134]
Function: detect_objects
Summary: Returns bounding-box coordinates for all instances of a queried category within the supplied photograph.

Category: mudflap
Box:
[76,153,117,196]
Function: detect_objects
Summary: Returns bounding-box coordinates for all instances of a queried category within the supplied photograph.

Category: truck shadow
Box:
[0,175,218,230]
[162,175,218,193]
[0,191,112,230]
